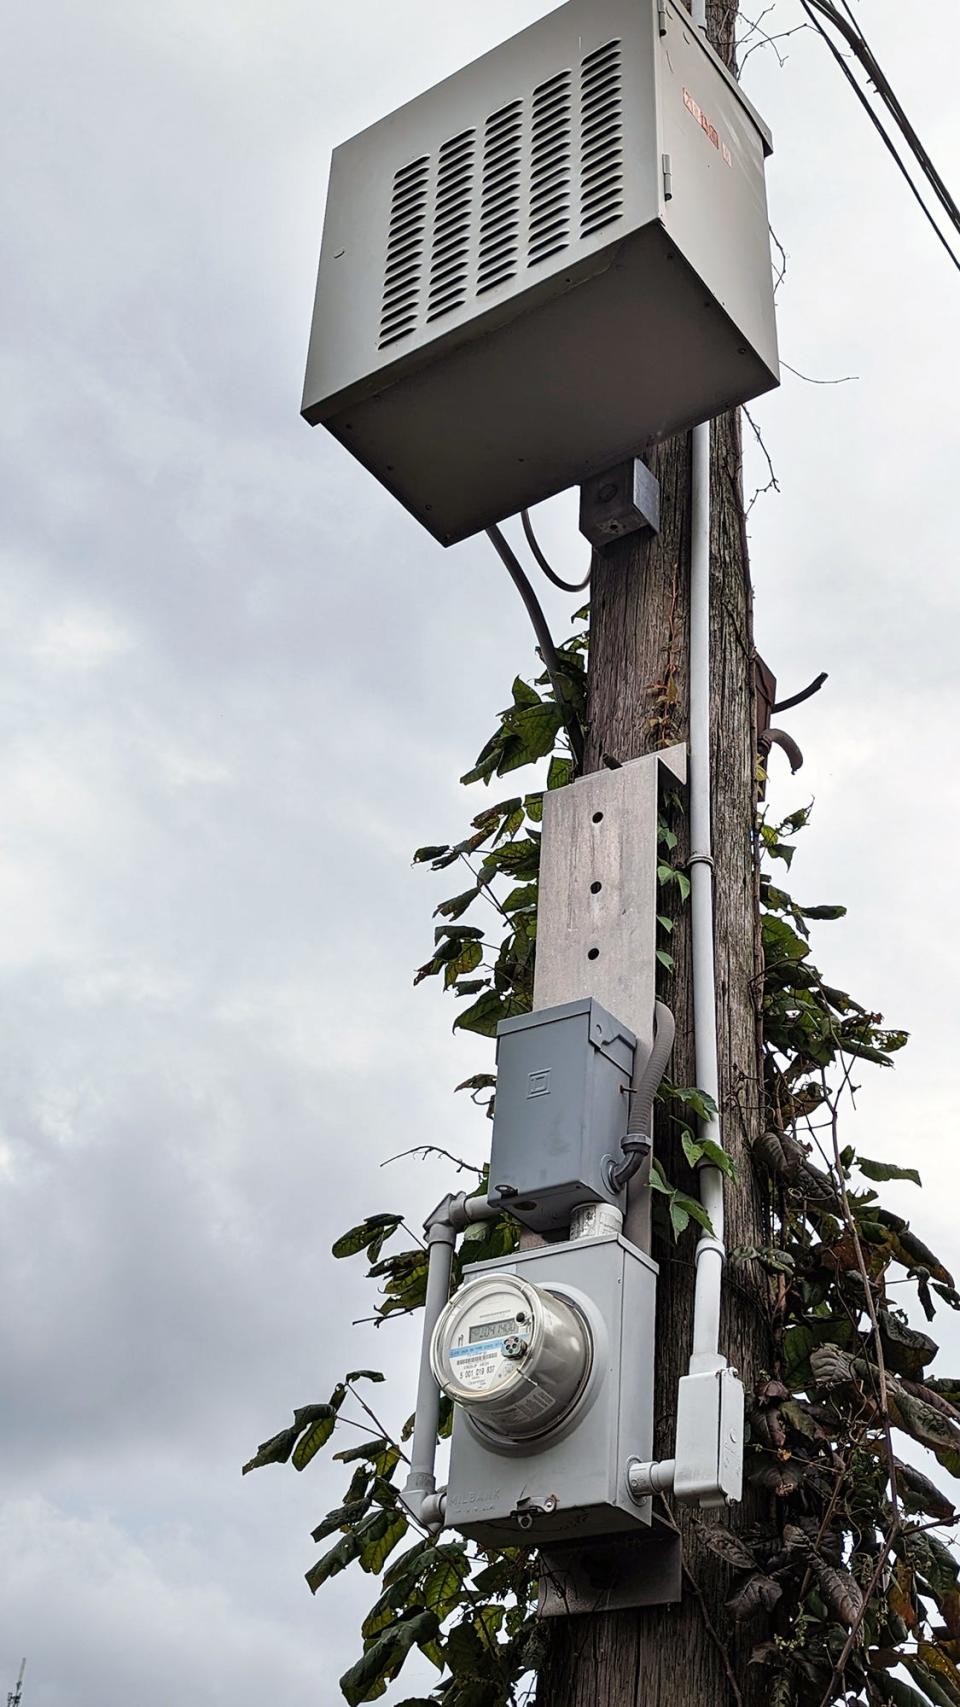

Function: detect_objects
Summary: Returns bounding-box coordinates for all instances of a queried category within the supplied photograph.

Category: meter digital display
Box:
[430,1272,592,1441]
[469,1317,517,1344]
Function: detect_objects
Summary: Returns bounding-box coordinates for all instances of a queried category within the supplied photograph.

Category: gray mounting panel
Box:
[302,0,778,545]
[534,745,687,1058]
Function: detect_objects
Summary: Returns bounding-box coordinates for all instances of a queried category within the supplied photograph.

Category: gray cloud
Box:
[0,0,959,1702]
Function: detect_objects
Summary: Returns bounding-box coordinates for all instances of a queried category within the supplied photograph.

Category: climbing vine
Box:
[245,612,960,1707]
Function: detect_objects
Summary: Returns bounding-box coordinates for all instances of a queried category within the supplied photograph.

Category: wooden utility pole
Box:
[537,8,770,1702]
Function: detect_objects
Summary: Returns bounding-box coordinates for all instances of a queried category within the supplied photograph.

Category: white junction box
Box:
[302,0,779,544]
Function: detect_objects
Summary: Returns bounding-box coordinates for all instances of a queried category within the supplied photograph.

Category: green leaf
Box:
[332,1215,403,1261]
[666,1084,720,1121]
[412,846,449,864]
[346,1371,387,1386]
[670,1199,690,1238]
[454,989,529,1039]
[524,792,544,824]
[648,1160,673,1196]
[434,887,480,922]
[444,940,483,988]
[511,676,541,708]
[671,1191,715,1236]
[241,1426,300,1475]
[498,703,564,772]
[762,914,811,965]
[657,914,675,934]
[502,884,538,913]
[682,1130,703,1169]
[879,1674,942,1707]
[306,1529,362,1593]
[360,1510,409,1575]
[311,1500,372,1545]
[293,1407,337,1471]
[858,1156,922,1188]
[340,1611,441,1706]
[656,949,675,971]
[547,756,574,791]
[698,1138,736,1180]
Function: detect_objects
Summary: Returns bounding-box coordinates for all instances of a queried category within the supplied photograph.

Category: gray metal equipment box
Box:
[445,1234,657,1546]
[488,998,636,1233]
[302,0,779,545]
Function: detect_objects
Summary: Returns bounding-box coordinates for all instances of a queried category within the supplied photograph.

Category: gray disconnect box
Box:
[302,0,778,544]
[445,1234,657,1547]
[488,998,636,1233]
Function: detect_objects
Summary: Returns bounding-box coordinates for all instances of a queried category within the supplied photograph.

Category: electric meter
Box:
[430,1274,591,1441]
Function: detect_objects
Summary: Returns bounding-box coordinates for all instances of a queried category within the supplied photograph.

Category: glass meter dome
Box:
[429,1273,591,1441]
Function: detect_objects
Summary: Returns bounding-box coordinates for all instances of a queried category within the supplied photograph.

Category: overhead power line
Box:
[798,0,960,276]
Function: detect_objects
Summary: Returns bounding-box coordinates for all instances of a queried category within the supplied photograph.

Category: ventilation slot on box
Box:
[427,129,476,324]
[580,40,625,239]
[529,70,573,267]
[478,100,522,296]
[379,156,429,349]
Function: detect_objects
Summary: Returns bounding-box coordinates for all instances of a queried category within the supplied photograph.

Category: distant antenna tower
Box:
[7,1659,25,1707]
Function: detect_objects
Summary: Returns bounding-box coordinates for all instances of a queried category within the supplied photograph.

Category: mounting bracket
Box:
[579,458,661,549]
[538,1515,682,1618]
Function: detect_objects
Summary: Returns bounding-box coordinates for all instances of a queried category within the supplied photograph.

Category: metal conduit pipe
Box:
[402,1191,501,1529]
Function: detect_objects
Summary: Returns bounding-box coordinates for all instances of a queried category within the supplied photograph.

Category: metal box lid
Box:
[301,0,779,544]
[497,997,636,1077]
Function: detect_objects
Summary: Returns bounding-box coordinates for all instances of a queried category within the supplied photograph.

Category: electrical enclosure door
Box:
[302,0,779,545]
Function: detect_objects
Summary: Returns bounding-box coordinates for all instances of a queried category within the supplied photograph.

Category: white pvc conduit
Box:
[688,420,727,1376]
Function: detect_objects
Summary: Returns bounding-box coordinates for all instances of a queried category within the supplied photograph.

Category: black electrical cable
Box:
[812,0,960,237]
[485,524,585,771]
[799,0,960,278]
[520,509,592,594]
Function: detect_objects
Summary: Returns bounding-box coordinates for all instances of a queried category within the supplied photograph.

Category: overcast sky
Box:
[1,2,959,1703]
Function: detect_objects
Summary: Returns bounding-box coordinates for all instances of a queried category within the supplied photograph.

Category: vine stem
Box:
[821,1063,902,1533]
[657,1500,745,1707]
[815,1520,900,1707]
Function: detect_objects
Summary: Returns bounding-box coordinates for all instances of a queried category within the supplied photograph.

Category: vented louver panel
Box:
[528,70,573,267]
[379,156,429,349]
[580,40,625,238]
[427,128,477,323]
[478,101,522,296]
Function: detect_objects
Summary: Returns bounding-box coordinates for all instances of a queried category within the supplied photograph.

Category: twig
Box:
[344,1380,412,1470]
[816,1520,900,1707]
[820,1065,901,1532]
[743,406,781,515]
[381,1146,484,1177]
[657,1499,745,1707]
[740,20,811,67]
[769,223,788,298]
[782,359,860,385]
